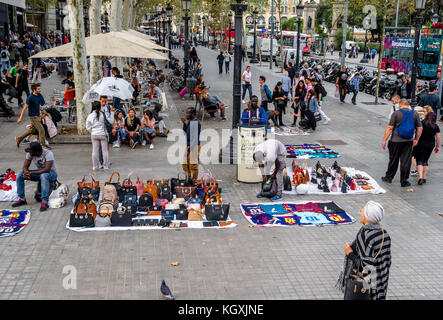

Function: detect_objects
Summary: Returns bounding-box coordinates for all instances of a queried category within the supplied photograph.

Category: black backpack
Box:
[123,194,137,216]
[1,51,6,59]
[46,107,62,125]
[160,185,171,201]
[138,193,154,212]
[318,84,327,98]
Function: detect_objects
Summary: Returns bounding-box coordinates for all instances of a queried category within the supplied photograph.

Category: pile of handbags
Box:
[70,170,230,228]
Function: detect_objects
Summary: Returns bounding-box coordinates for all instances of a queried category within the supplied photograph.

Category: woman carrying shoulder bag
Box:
[337,201,392,300]
[273,81,287,127]
[86,101,110,171]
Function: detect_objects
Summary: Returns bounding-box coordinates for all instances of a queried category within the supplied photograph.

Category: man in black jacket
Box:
[419,83,441,115]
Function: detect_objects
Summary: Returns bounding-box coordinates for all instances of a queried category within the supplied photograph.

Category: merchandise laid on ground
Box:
[241,201,355,227]
[285,144,340,159]
[0,210,31,237]
[282,160,386,195]
[67,171,236,232]
[0,169,19,202]
[269,126,310,136]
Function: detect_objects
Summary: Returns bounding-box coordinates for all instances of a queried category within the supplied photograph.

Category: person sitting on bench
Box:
[12,141,58,212]
[200,87,226,120]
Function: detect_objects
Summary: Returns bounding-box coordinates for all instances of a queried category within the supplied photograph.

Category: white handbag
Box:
[165,203,180,210]
[49,197,65,209]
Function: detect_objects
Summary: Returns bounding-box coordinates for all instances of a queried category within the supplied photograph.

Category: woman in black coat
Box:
[273,81,287,126]
[396,75,412,100]
[291,80,307,126]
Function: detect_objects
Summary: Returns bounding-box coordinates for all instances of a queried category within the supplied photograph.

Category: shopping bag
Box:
[335,87,339,98]
[179,87,187,97]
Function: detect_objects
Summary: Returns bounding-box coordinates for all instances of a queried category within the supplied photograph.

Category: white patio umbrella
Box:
[82,77,134,104]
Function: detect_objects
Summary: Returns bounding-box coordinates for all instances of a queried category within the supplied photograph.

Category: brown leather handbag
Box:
[175,186,197,201]
[143,181,159,202]
[188,208,203,221]
[105,171,123,202]
[77,175,100,201]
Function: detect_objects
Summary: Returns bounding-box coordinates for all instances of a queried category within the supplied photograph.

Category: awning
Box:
[1,0,26,9]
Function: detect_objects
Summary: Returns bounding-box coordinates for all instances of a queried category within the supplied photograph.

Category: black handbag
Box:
[175,208,188,220]
[77,175,100,201]
[344,230,385,300]
[171,172,191,194]
[160,185,172,201]
[261,179,277,198]
[123,194,137,216]
[111,207,133,226]
[205,204,230,221]
[122,179,137,197]
[70,202,97,228]
[138,193,154,212]
[283,176,292,191]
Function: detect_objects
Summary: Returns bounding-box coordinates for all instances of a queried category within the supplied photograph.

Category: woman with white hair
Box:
[337,201,392,300]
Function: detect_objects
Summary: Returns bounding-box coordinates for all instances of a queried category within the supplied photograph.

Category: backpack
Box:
[318,84,327,97]
[397,109,416,139]
[264,84,273,101]
[46,107,62,124]
[1,51,6,59]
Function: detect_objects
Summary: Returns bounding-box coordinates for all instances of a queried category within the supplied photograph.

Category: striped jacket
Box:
[349,224,392,300]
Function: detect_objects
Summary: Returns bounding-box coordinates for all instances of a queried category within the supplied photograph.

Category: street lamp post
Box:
[321,18,327,65]
[228,12,233,54]
[360,28,369,63]
[231,0,248,128]
[431,13,443,106]
[161,8,166,48]
[295,3,304,71]
[166,3,173,68]
[182,0,192,84]
[250,9,259,64]
[410,0,426,107]
[270,1,275,70]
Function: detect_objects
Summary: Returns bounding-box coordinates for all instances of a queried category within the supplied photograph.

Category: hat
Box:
[25,141,42,154]
[363,201,384,224]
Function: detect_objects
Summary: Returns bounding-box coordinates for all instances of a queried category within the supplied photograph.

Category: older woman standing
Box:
[413,106,440,185]
[337,201,392,300]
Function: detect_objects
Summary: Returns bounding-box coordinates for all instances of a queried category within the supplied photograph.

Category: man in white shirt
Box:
[253,139,287,201]
[242,65,252,104]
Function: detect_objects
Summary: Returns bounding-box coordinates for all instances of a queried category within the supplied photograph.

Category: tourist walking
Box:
[86,101,111,171]
[241,66,252,103]
[311,77,331,125]
[15,63,30,108]
[259,75,272,112]
[216,51,225,74]
[412,106,440,185]
[336,66,349,103]
[381,98,423,187]
[337,201,391,300]
[397,75,412,100]
[281,70,292,98]
[15,84,46,148]
[292,80,307,126]
[419,83,441,115]
[273,81,287,127]
[224,51,231,74]
[350,72,362,105]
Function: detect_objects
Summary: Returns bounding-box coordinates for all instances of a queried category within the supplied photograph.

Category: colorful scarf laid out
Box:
[285,144,340,159]
[0,210,31,238]
[240,201,355,227]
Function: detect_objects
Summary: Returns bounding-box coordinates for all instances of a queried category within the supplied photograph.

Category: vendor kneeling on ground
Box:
[12,142,58,212]
[253,139,287,201]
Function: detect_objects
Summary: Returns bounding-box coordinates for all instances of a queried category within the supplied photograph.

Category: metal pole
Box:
[410,12,423,107]
[184,12,190,84]
[341,0,348,68]
[296,19,301,70]
[228,21,232,54]
[360,29,368,63]
[270,0,274,70]
[162,19,166,48]
[168,19,172,67]
[395,0,400,28]
[231,0,248,129]
[250,13,258,63]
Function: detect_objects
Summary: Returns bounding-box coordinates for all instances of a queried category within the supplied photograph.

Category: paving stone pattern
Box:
[0,47,442,299]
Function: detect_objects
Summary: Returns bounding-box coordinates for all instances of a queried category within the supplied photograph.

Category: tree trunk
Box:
[122,0,133,30]
[110,0,123,72]
[374,13,386,105]
[68,0,89,134]
[89,0,102,86]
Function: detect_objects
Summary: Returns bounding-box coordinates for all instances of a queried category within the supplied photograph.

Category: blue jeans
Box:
[218,62,223,74]
[225,61,230,73]
[1,60,10,72]
[113,97,126,117]
[242,83,252,100]
[16,170,58,203]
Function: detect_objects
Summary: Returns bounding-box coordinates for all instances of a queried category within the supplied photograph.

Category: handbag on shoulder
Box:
[344,230,385,300]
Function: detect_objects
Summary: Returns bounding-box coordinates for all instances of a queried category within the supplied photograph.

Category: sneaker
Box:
[112,141,119,148]
[15,136,20,149]
[132,141,138,149]
[99,164,104,169]
[22,138,30,144]
[221,117,227,121]
[256,193,263,198]
[149,144,154,150]
[158,133,167,137]
[40,202,48,212]
[323,119,330,125]
[142,140,146,146]
[410,170,418,176]
[381,176,392,184]
[242,100,246,104]
[270,195,282,201]
[12,199,27,207]
[129,140,134,148]
[417,178,424,185]
[401,181,411,187]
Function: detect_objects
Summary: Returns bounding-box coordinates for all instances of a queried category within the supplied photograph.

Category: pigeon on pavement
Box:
[161,280,175,300]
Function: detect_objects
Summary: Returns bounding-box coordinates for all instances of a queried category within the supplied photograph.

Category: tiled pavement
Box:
[0,47,442,300]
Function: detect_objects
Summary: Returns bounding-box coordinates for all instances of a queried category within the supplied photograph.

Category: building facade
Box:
[0,0,26,39]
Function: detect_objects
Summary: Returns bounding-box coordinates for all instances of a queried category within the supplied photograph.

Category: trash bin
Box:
[237,123,267,183]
